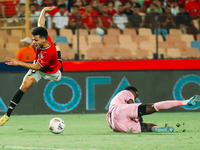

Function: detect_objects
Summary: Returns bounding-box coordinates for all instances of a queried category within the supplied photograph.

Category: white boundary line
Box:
[0,146,66,150]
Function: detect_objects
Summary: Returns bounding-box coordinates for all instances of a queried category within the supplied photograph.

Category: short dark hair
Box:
[124,86,138,94]
[58,4,66,9]
[31,27,48,39]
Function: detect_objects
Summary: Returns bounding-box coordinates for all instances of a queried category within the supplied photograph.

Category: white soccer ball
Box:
[49,117,65,134]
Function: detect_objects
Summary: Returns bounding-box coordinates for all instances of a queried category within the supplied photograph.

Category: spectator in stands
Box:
[171,0,179,16]
[185,0,200,19]
[131,0,141,8]
[143,3,160,29]
[30,3,40,27]
[52,4,69,34]
[124,1,134,16]
[68,5,81,34]
[16,37,36,62]
[113,0,123,11]
[16,3,26,18]
[107,1,117,16]
[176,5,192,33]
[176,5,198,40]
[91,0,100,15]
[99,4,113,33]
[81,3,100,33]
[128,5,142,33]
[1,0,19,18]
[75,0,86,15]
[157,5,176,40]
[142,0,152,12]
[45,0,66,16]
[147,0,163,13]
[113,5,128,31]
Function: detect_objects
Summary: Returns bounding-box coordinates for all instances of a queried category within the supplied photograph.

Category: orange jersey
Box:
[16,45,36,62]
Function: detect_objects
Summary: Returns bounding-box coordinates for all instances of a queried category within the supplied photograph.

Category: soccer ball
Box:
[49,117,65,134]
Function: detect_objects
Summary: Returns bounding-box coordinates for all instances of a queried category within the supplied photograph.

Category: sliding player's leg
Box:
[138,95,200,116]
[0,71,40,126]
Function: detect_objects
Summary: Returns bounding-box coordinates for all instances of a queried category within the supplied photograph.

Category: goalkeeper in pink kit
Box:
[107,86,200,133]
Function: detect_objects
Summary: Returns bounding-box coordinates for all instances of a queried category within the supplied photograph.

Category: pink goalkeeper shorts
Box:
[107,103,142,133]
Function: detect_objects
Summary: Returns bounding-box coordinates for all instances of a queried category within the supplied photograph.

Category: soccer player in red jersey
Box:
[0,7,62,126]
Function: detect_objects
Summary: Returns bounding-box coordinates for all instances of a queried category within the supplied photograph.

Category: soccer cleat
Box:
[187,95,200,106]
[0,114,9,126]
[152,127,174,133]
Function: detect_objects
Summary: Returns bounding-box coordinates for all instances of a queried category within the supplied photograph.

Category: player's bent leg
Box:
[140,122,157,132]
[0,114,9,126]
[138,104,157,117]
[20,75,37,93]
[187,95,200,106]
[0,75,37,126]
[152,126,174,133]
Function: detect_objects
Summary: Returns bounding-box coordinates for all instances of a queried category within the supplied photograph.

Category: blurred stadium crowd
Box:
[0,0,200,61]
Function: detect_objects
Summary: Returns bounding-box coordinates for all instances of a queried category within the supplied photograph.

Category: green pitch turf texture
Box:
[0,112,200,150]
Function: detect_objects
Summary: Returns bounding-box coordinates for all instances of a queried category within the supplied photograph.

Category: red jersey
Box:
[108,9,117,16]
[79,7,86,15]
[185,0,200,17]
[1,0,19,17]
[81,11,98,28]
[100,15,113,28]
[35,35,61,73]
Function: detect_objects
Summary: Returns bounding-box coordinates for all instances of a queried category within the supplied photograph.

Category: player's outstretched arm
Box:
[38,7,55,27]
[5,57,41,70]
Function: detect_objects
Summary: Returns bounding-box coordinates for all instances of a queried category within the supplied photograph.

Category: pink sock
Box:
[153,100,183,111]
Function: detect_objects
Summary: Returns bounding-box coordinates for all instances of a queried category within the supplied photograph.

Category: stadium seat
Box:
[0,36,6,50]
[158,48,166,58]
[173,41,187,51]
[60,29,73,44]
[139,41,156,52]
[166,48,181,58]
[186,48,199,58]
[169,29,182,35]
[119,35,133,44]
[107,28,121,36]
[149,35,163,42]
[123,28,137,37]
[75,29,89,36]
[133,35,149,42]
[191,41,200,52]
[102,45,119,60]
[88,35,101,46]
[7,36,21,43]
[73,35,87,45]
[181,34,194,47]
[118,48,132,59]
[47,29,57,43]
[6,42,20,57]
[55,36,68,43]
[103,35,119,45]
[138,28,152,35]
[87,45,103,60]
[11,29,25,39]
[120,42,138,57]
[56,43,72,60]
[197,34,200,41]
[166,34,182,43]
[158,41,173,50]
[136,49,149,59]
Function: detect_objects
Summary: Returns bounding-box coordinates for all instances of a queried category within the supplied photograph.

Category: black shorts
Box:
[138,104,147,117]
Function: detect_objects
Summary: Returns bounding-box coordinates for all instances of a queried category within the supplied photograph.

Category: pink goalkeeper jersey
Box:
[108,90,136,112]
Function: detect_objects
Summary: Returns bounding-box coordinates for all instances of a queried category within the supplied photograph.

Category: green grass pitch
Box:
[0,112,200,150]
